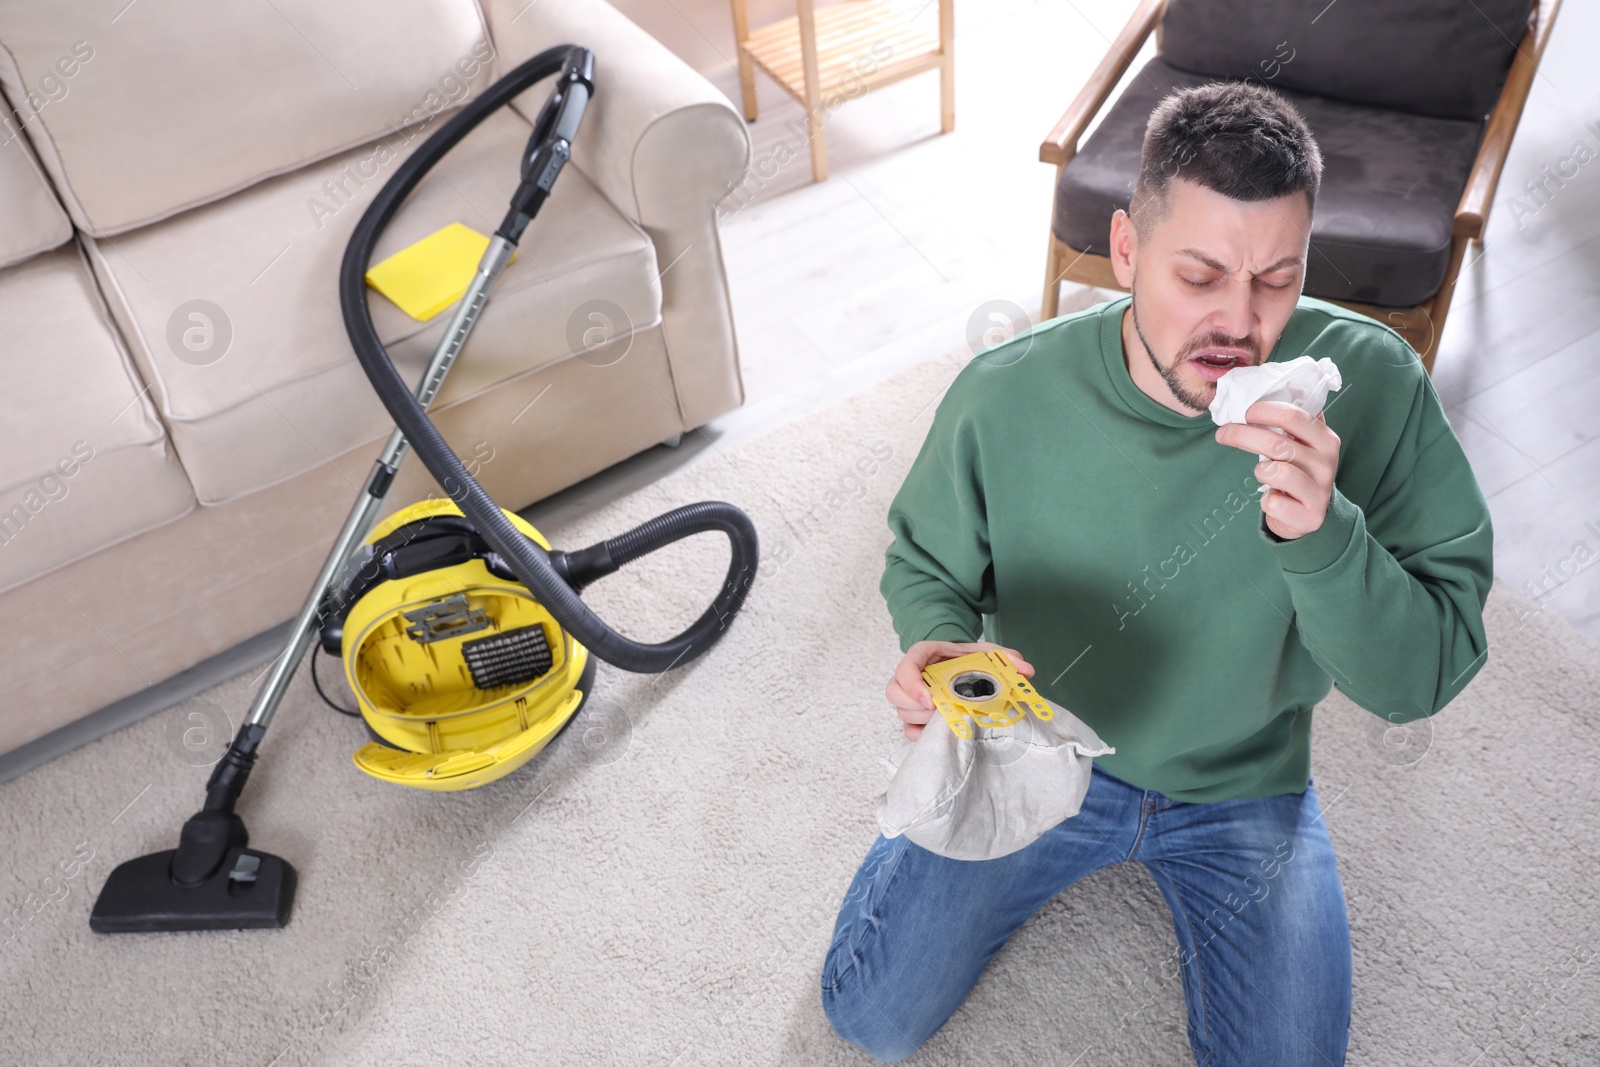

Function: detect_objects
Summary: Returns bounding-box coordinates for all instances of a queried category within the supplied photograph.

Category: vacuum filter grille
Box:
[460,624,553,690]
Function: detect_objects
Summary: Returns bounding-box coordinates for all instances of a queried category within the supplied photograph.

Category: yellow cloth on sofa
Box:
[364,222,513,322]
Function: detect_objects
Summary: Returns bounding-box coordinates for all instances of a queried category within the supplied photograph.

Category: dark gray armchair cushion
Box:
[1053,58,1485,307]
[1160,0,1533,122]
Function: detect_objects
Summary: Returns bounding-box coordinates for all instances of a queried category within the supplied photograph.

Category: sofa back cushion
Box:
[0,0,493,237]
[0,98,72,266]
[1158,0,1535,122]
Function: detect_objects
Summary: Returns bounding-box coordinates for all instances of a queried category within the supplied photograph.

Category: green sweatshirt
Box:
[881,294,1493,802]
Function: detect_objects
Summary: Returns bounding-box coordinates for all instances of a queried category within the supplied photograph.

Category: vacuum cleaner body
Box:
[328,499,593,791]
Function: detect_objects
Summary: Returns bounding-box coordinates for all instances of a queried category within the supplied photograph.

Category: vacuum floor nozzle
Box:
[90,846,296,933]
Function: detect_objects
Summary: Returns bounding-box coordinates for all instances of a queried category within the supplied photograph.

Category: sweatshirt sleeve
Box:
[880,384,998,653]
[1256,360,1494,724]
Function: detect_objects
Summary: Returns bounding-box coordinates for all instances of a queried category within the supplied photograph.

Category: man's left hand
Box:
[1213,400,1341,541]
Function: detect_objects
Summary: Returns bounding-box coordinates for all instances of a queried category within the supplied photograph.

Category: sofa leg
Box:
[660,431,685,449]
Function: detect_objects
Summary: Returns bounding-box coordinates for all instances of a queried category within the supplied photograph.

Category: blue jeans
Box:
[821,761,1352,1064]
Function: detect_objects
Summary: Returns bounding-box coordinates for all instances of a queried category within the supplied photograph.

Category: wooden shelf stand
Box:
[731,0,954,181]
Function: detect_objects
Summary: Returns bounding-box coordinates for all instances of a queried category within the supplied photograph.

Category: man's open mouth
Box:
[1187,348,1254,381]
[1189,347,1252,367]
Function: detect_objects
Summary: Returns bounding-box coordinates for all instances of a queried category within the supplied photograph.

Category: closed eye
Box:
[1182,274,1294,289]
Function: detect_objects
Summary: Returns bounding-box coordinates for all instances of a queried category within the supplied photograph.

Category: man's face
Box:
[1108,179,1310,416]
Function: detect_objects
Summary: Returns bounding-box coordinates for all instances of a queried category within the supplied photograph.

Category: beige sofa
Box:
[0,0,751,771]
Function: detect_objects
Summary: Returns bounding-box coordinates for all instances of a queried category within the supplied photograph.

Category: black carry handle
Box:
[503,47,592,242]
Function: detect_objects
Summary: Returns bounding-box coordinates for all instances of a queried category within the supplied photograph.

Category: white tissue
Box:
[1209,355,1342,492]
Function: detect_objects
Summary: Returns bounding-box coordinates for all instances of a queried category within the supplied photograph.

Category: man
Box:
[820,81,1493,1065]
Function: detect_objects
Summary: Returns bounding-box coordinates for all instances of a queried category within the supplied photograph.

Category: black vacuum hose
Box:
[339,45,758,674]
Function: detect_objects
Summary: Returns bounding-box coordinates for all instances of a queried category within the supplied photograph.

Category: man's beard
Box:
[1129,270,1260,416]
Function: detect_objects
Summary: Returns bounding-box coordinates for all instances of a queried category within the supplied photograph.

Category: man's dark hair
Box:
[1128,81,1323,234]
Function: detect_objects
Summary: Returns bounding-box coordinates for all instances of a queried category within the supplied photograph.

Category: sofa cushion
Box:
[0,101,71,268]
[0,244,196,596]
[84,106,663,505]
[1159,0,1533,122]
[0,0,491,237]
[1053,57,1486,308]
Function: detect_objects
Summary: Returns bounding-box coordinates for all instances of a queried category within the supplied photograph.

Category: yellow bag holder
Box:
[921,650,1054,740]
[340,498,592,791]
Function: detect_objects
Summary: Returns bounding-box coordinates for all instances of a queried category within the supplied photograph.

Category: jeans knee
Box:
[820,961,923,1062]
[819,985,921,1062]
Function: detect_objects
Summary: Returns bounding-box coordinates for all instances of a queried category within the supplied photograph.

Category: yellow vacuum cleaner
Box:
[323,498,592,792]
[91,45,759,933]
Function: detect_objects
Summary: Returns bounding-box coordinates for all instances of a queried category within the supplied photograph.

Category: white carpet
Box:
[3,344,1598,1067]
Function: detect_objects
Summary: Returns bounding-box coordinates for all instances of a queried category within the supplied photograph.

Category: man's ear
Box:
[1109,209,1136,289]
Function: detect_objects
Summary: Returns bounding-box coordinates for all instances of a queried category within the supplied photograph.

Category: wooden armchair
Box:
[1039,0,1562,375]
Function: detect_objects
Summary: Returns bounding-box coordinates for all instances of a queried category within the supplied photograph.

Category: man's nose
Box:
[1215,276,1255,345]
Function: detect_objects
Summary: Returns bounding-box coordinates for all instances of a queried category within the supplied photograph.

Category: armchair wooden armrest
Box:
[1454,0,1562,240]
[1039,0,1168,167]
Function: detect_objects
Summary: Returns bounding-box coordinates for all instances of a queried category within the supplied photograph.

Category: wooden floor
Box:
[538,0,1600,650]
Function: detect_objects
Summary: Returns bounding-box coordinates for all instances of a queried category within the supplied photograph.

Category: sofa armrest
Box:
[481,0,753,429]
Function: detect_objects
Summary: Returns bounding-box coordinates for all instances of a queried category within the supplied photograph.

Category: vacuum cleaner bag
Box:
[875,697,1114,862]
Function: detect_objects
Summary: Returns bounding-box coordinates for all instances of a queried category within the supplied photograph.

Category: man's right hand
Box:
[886,640,1036,742]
